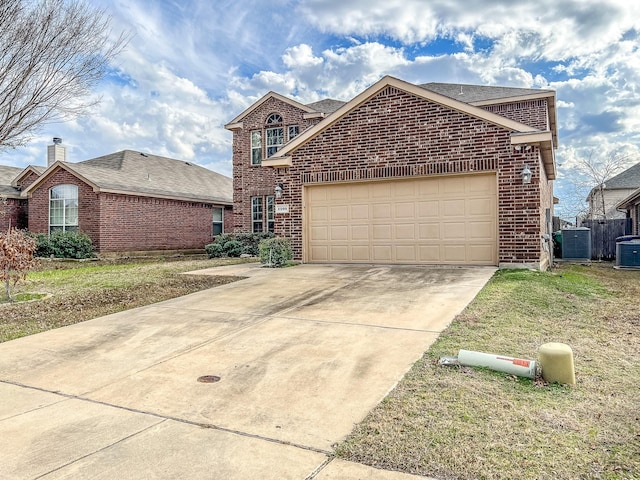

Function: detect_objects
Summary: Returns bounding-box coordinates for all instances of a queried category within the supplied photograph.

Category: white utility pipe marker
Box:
[458,349,537,379]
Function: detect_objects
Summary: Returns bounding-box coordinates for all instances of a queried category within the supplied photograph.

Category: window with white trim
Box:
[265,113,284,157]
[266,196,275,233]
[250,130,262,165]
[252,197,263,233]
[49,184,78,234]
[288,125,299,141]
[251,196,275,233]
[212,207,223,236]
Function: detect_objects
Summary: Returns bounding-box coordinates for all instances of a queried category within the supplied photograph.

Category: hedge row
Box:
[205,232,275,258]
[32,231,95,259]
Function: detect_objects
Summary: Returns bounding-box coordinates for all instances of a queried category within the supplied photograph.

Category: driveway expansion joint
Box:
[1,379,333,457]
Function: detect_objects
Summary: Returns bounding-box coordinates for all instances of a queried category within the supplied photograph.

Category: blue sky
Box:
[2,0,640,220]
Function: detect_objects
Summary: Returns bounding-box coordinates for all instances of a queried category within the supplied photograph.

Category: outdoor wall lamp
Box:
[521,165,532,184]
[274,183,284,199]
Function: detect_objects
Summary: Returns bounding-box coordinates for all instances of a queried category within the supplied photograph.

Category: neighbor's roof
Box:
[22,150,232,204]
[305,98,346,114]
[603,161,640,190]
[0,165,24,198]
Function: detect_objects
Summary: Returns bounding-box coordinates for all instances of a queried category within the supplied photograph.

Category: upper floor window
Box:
[251,130,262,165]
[288,125,299,140]
[49,184,78,234]
[265,113,284,157]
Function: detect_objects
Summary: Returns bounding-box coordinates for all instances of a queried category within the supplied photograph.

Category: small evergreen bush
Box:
[222,240,243,258]
[259,237,292,267]
[34,231,94,259]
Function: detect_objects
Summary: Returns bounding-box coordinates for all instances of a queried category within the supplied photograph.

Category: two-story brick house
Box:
[226,76,558,269]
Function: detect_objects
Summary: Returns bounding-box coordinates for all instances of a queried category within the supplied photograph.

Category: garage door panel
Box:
[396,245,417,261]
[330,205,348,221]
[395,224,415,240]
[418,200,439,218]
[372,245,392,261]
[310,226,328,241]
[372,203,392,219]
[351,225,369,240]
[419,245,441,262]
[351,246,370,261]
[469,221,494,239]
[351,204,369,219]
[419,223,441,240]
[330,245,349,261]
[306,174,497,265]
[373,224,392,240]
[310,206,328,221]
[330,225,348,241]
[443,199,466,216]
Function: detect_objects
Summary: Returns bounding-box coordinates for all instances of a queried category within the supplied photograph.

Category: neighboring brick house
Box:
[0,165,31,230]
[2,148,232,254]
[586,161,640,220]
[226,76,558,269]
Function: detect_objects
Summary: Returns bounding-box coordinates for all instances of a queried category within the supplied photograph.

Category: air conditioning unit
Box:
[616,237,640,268]
[561,228,591,261]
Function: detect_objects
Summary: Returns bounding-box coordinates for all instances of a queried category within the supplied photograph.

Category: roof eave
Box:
[98,187,233,205]
[21,162,100,197]
[615,187,640,211]
[511,131,556,180]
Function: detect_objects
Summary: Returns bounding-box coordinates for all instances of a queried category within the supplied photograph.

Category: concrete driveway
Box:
[0,263,495,479]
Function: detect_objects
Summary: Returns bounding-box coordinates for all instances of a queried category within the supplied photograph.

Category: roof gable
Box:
[225,91,319,129]
[272,76,541,159]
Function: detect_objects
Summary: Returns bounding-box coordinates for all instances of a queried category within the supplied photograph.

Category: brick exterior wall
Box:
[27,167,226,253]
[0,198,27,230]
[231,86,555,268]
[231,96,322,232]
[97,193,215,252]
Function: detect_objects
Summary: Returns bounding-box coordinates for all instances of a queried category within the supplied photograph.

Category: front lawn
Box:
[335,264,640,480]
[0,257,251,343]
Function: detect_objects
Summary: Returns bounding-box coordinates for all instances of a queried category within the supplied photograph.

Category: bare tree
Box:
[576,149,633,220]
[0,0,128,149]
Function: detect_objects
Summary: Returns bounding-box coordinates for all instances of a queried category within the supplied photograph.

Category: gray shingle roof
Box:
[0,165,23,198]
[419,82,554,104]
[305,98,346,114]
[604,161,640,189]
[67,150,232,204]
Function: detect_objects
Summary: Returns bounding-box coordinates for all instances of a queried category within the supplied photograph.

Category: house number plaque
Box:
[275,204,290,214]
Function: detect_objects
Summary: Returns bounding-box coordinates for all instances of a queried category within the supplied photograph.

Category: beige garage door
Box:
[305,174,497,265]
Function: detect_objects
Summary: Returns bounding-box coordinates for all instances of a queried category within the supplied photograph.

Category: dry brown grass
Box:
[336,264,640,480]
[0,257,250,342]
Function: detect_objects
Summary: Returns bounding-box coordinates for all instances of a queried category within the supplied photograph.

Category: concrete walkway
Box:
[0,263,495,479]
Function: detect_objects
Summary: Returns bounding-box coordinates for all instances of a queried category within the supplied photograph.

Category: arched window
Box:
[265,113,284,157]
[49,184,78,234]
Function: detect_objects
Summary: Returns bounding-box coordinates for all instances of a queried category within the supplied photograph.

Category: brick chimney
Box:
[47,137,66,166]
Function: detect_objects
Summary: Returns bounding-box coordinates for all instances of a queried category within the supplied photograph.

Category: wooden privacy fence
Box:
[580,219,632,260]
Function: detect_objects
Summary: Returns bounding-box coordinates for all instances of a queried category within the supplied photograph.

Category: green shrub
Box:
[204,243,224,258]
[222,240,243,258]
[34,231,94,259]
[205,232,275,258]
[259,237,292,267]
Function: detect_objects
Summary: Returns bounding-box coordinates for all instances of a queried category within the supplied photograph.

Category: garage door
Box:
[305,174,497,265]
